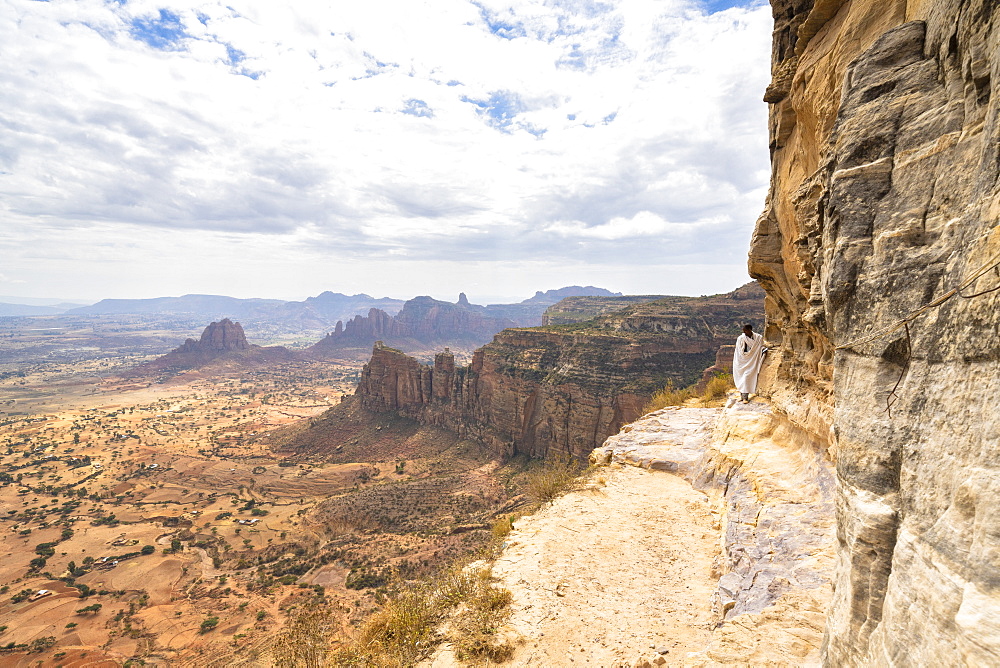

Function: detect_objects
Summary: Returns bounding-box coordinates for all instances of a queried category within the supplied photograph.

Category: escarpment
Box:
[540,295,667,325]
[755,0,1000,663]
[354,288,763,461]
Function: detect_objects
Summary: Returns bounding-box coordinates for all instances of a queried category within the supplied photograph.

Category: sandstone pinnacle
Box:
[178,318,249,353]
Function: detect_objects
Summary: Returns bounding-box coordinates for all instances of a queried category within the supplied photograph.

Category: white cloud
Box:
[546,211,730,241]
[0,0,772,301]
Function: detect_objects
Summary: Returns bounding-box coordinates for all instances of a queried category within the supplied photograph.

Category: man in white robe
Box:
[733,323,767,403]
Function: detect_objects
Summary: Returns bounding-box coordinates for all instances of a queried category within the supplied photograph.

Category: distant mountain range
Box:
[0,287,625,331]
[0,298,89,316]
[0,302,70,316]
[66,292,408,328]
[117,284,762,378]
[307,293,540,358]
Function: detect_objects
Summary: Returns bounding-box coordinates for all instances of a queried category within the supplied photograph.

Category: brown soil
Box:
[0,356,529,666]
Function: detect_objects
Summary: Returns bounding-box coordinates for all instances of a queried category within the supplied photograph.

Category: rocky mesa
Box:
[540,294,668,326]
[121,318,294,378]
[349,284,764,461]
[305,288,640,362]
[753,0,1000,663]
[307,294,522,360]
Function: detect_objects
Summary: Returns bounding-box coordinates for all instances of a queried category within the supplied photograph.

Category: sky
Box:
[0,0,773,305]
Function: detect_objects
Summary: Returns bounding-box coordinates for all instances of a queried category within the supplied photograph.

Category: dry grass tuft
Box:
[643,373,735,413]
[272,599,338,668]
[524,454,584,505]
[643,381,695,413]
[451,572,515,663]
[491,515,514,542]
[353,585,440,665]
[702,373,734,402]
[329,561,513,667]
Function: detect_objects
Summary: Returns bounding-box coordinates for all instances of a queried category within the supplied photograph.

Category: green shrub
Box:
[345,567,389,590]
[34,542,57,557]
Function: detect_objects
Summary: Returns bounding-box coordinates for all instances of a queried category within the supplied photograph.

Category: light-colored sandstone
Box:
[597,402,836,665]
[426,401,836,666]
[755,0,1000,663]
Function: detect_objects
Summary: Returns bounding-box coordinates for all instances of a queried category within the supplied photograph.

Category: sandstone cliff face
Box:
[754,0,1000,663]
[356,290,763,461]
[356,337,649,461]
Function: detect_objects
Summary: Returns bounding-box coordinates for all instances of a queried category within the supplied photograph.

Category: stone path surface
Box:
[491,463,720,666]
[424,400,836,667]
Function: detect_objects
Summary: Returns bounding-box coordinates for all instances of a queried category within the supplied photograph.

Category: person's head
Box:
[742,324,753,335]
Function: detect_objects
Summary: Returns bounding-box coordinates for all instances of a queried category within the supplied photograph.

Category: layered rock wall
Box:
[755,0,1000,663]
[355,288,762,460]
[356,335,659,461]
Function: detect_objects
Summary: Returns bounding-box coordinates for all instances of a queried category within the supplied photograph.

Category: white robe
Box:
[733,332,765,394]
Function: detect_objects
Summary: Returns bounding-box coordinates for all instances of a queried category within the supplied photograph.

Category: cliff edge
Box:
[754,0,1000,663]
[424,399,836,666]
[345,288,763,461]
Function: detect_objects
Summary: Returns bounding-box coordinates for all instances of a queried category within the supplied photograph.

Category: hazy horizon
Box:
[0,273,757,308]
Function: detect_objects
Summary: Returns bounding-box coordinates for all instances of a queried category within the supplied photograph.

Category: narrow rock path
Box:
[425,409,724,668]
[425,401,835,667]
[493,464,720,666]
